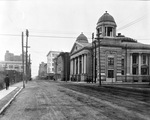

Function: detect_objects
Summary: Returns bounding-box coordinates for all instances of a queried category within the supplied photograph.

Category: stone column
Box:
[73,59,74,75]
[78,57,80,74]
[82,55,84,74]
[84,54,87,74]
[138,53,141,75]
[83,55,84,74]
[130,54,132,75]
[74,58,76,75]
[70,59,73,75]
[105,27,107,36]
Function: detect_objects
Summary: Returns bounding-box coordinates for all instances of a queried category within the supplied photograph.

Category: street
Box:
[0,80,150,120]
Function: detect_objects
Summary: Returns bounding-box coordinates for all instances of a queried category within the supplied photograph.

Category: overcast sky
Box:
[0,0,149,77]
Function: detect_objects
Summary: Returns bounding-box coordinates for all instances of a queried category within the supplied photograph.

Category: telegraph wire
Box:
[0,33,92,39]
[117,14,147,31]
[0,33,149,40]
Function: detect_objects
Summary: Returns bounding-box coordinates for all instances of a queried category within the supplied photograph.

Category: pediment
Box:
[70,42,84,55]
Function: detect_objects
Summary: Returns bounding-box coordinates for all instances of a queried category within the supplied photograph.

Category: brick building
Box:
[38,62,47,79]
[53,52,70,81]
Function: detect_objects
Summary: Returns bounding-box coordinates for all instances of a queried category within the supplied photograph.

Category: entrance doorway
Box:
[106,70,115,82]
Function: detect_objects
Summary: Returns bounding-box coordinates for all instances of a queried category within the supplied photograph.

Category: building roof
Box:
[76,33,88,43]
[122,42,150,50]
[93,37,150,50]
[97,11,117,26]
[47,50,61,56]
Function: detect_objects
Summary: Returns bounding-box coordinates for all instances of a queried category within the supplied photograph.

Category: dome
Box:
[97,11,116,26]
[76,33,88,43]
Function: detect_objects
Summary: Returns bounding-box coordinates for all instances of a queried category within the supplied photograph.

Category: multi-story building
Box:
[38,62,47,79]
[53,52,70,81]
[47,51,61,79]
[5,50,22,61]
[70,11,150,83]
[0,51,26,73]
[0,61,24,72]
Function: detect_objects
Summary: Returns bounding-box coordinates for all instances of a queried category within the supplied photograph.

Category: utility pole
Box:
[26,29,29,83]
[22,32,25,88]
[65,53,67,82]
[95,33,102,86]
[91,33,94,83]
[29,54,31,80]
[98,38,101,86]
[125,44,127,82]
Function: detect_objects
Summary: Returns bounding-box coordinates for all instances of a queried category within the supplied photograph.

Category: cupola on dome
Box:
[76,33,88,43]
[97,11,117,26]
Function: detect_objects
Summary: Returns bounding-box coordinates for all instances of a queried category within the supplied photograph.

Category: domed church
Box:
[70,32,92,81]
[70,11,150,83]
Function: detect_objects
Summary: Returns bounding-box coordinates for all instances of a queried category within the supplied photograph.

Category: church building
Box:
[70,33,92,81]
[70,11,150,83]
[93,11,150,83]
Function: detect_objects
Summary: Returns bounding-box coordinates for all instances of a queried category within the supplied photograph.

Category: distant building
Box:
[47,51,61,79]
[53,52,70,81]
[5,50,22,61]
[0,51,26,72]
[38,62,47,79]
[0,61,24,72]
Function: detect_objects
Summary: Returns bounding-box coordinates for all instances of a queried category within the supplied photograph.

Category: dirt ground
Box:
[0,80,150,120]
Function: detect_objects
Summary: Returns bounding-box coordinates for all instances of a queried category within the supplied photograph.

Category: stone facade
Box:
[92,11,150,83]
[70,11,150,83]
[70,33,92,82]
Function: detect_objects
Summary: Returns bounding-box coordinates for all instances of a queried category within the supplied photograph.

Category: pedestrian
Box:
[4,74,10,90]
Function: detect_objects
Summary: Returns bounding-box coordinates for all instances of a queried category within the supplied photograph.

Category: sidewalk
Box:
[0,82,24,114]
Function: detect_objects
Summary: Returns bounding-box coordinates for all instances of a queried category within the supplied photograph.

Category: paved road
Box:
[0,80,150,120]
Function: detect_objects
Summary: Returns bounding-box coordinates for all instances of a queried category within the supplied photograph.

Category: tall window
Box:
[107,27,113,36]
[108,57,114,66]
[121,59,124,75]
[121,59,124,67]
[133,55,137,64]
[132,67,137,75]
[143,55,146,64]
[105,27,113,37]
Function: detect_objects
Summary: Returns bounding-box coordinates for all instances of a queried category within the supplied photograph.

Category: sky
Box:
[0,0,150,77]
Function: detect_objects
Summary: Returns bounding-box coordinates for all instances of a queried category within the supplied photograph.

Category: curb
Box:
[0,87,23,114]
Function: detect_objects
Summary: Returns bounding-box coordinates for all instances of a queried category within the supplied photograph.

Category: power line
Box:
[0,33,149,40]
[117,14,147,31]
[0,33,92,39]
